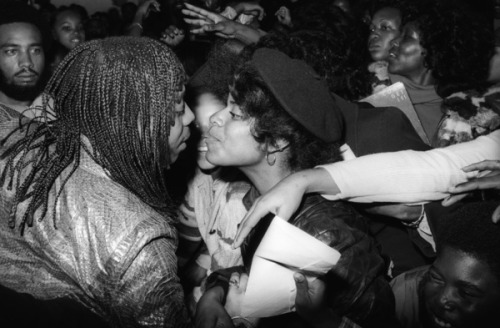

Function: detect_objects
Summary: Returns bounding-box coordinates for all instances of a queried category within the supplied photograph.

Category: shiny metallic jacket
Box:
[0,105,190,327]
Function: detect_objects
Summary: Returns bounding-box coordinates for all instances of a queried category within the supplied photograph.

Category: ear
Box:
[265,138,289,154]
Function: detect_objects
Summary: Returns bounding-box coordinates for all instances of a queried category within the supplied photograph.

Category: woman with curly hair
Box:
[194,48,398,328]
[0,37,194,326]
[387,0,494,145]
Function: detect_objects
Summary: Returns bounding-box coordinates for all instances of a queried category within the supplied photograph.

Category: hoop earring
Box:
[266,153,276,166]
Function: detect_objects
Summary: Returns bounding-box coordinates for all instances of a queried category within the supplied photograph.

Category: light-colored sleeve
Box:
[318,130,500,203]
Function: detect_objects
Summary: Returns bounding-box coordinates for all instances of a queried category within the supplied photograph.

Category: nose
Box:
[390,36,401,48]
[19,50,34,69]
[438,287,457,312]
[209,107,225,126]
[369,27,379,38]
[183,103,195,126]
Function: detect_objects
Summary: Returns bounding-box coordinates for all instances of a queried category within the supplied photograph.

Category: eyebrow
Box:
[0,42,43,48]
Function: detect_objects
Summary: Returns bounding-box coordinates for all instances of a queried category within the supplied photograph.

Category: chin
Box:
[197,153,217,171]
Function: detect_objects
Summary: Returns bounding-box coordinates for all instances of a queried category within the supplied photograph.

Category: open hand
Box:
[182,2,228,34]
[443,160,500,222]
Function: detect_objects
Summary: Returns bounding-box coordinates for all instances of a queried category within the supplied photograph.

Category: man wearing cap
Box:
[0,0,50,119]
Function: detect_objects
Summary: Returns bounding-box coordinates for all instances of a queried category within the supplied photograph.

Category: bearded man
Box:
[0,1,49,118]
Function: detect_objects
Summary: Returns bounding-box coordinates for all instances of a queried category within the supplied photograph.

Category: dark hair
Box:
[1,37,185,233]
[256,28,372,101]
[435,201,500,282]
[288,0,360,35]
[0,0,51,50]
[48,6,86,64]
[187,39,243,101]
[50,6,86,30]
[365,0,424,28]
[415,1,494,97]
[230,63,341,172]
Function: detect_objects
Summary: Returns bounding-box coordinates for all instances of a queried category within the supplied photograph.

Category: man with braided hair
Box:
[0,37,194,327]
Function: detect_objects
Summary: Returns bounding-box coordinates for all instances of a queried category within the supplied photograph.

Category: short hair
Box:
[1,37,185,233]
[230,63,341,172]
[0,0,51,50]
[435,201,500,282]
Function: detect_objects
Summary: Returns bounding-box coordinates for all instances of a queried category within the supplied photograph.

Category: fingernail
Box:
[293,272,304,282]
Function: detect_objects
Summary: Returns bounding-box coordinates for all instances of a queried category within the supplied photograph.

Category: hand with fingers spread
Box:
[182,2,229,34]
[443,160,500,222]
[233,168,338,248]
[160,25,185,47]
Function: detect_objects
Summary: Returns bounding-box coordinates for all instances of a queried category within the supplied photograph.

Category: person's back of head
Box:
[2,36,186,232]
[413,0,494,97]
[256,28,372,101]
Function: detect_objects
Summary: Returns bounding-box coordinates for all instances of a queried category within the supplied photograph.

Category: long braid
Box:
[1,37,184,234]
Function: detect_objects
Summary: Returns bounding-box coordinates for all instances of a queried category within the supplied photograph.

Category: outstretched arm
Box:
[234,130,500,247]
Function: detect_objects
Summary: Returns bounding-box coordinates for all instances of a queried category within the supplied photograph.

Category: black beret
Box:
[250,48,344,143]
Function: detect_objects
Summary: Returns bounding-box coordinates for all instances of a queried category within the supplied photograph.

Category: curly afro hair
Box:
[415,0,494,97]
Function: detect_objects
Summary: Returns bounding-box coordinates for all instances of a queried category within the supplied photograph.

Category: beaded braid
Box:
[1,36,185,234]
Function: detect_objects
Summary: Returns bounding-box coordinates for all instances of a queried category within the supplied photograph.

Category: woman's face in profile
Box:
[387,22,427,81]
[193,92,225,171]
[205,94,264,169]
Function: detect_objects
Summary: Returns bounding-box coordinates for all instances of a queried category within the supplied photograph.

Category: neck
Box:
[240,157,291,195]
[0,91,32,109]
[407,68,435,86]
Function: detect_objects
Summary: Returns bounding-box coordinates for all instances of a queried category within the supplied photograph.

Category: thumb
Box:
[294,272,309,304]
[493,205,500,223]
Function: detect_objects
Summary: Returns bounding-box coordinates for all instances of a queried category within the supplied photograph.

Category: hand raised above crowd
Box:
[182,2,229,35]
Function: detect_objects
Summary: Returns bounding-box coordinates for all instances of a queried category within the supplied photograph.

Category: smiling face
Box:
[387,22,428,82]
[168,87,194,164]
[193,92,225,171]
[205,94,264,169]
[421,246,500,328]
[53,10,85,50]
[368,7,402,62]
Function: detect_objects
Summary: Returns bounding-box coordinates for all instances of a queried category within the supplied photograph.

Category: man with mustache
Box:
[0,1,49,118]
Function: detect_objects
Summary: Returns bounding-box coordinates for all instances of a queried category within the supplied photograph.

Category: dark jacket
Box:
[208,188,399,328]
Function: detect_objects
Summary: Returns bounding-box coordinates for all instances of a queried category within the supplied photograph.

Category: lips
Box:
[15,74,38,83]
[432,314,454,328]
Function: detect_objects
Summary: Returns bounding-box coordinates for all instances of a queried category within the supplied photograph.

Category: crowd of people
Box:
[0,0,499,328]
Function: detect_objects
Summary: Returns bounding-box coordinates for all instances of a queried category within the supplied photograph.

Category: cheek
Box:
[207,126,262,166]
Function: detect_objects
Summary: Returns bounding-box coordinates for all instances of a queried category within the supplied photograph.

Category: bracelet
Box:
[231,316,257,328]
[401,204,426,229]
[129,22,143,30]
